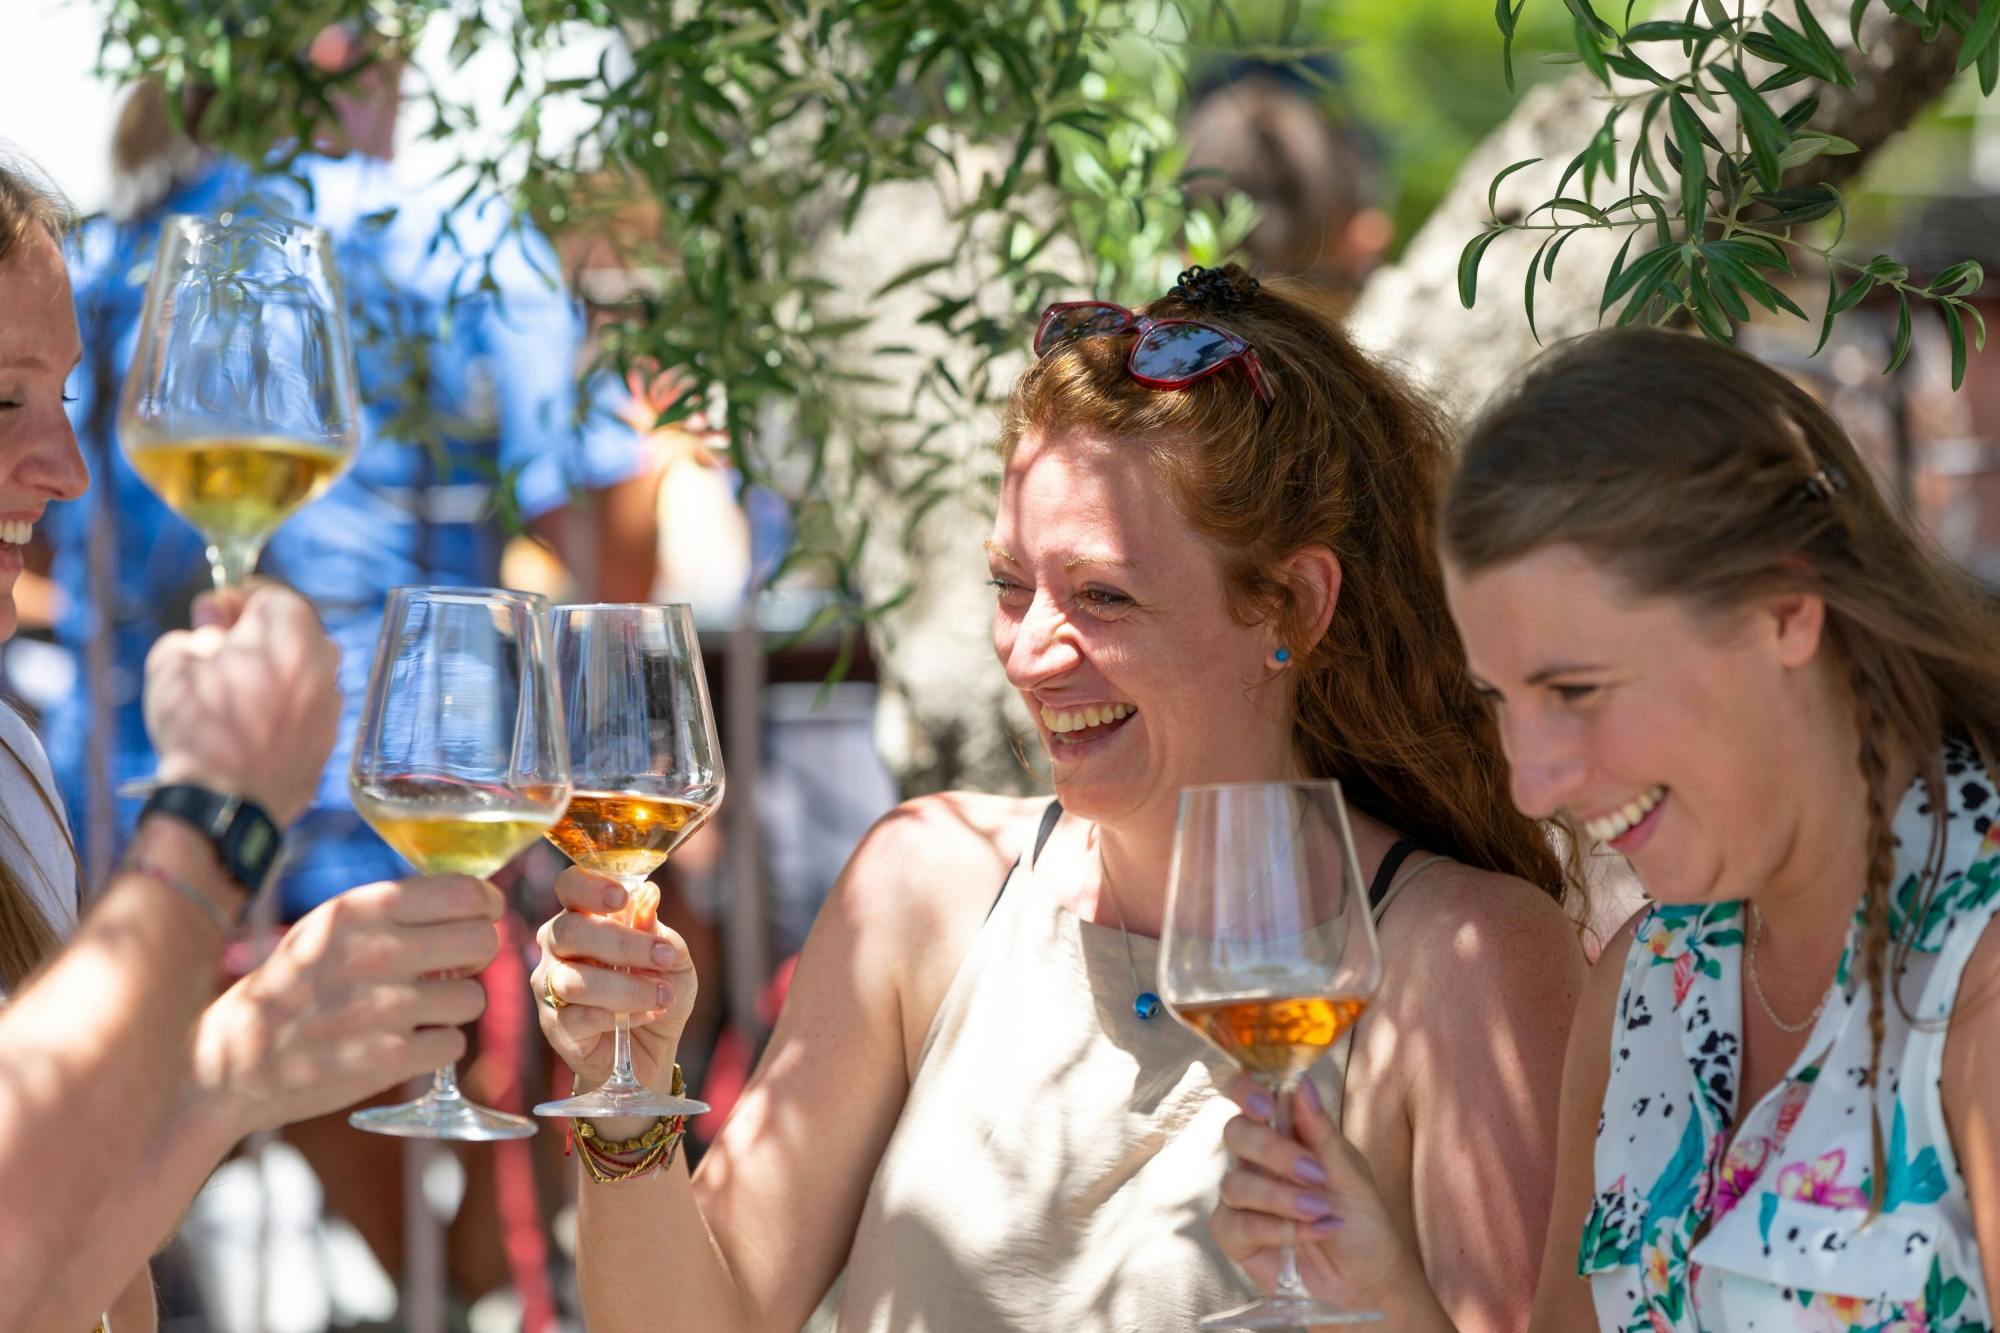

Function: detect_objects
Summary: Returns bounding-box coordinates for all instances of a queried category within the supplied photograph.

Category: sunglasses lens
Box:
[1035,304,1132,357]
[1132,323,1243,384]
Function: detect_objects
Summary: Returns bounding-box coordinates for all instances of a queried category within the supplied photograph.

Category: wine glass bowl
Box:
[533,603,722,1122]
[119,212,360,589]
[1160,780,1384,1329]
[347,586,572,1140]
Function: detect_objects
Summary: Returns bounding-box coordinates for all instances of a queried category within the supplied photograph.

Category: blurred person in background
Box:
[0,158,509,1333]
[43,25,661,1321]
[1180,58,1394,305]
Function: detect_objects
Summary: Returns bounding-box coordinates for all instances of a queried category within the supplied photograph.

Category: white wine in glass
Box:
[534,603,722,1122]
[1160,780,1385,1329]
[119,213,360,590]
[348,586,572,1141]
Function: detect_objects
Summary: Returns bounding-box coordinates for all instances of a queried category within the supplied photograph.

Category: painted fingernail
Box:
[1247,1091,1276,1122]
[602,885,626,909]
[1300,1078,1324,1113]
[652,941,675,966]
[1310,1215,1344,1235]
[1292,1156,1329,1187]
[1297,1193,1335,1221]
[656,983,669,1008]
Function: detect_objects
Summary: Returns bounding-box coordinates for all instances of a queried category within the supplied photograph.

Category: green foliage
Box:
[91,0,1276,651]
[1457,0,1994,387]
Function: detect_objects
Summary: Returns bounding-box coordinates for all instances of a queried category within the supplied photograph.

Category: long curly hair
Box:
[1441,326,2000,1215]
[998,264,1570,900]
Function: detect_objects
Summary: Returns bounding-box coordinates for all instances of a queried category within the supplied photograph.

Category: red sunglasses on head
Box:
[1032,300,1274,408]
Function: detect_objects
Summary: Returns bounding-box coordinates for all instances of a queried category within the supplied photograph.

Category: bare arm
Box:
[537,796,1013,1332]
[1402,874,1588,1333]
[529,467,662,603]
[1942,910,2000,1305]
[0,820,243,1328]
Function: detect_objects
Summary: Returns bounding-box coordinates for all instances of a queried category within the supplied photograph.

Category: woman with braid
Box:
[531,264,1585,1332]
[1215,327,2000,1330]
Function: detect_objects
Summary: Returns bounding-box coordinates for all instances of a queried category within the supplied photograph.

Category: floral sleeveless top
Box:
[1582,742,1999,1332]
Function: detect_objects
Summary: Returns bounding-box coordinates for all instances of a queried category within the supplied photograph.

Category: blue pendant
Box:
[1134,991,1163,1020]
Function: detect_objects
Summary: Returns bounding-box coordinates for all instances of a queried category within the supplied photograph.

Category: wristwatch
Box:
[139,784,285,895]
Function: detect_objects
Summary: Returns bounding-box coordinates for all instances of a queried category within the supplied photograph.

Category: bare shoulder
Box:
[833,791,1040,923]
[1377,861,1588,999]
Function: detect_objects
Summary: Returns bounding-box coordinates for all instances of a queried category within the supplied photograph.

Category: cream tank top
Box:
[835,803,1435,1332]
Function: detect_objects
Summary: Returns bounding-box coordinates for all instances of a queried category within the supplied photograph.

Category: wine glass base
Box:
[1197,1295,1383,1329]
[349,1095,538,1141]
[533,1084,711,1119]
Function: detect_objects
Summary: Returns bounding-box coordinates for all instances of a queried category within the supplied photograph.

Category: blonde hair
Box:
[1441,326,2000,1214]
[1001,265,1571,899]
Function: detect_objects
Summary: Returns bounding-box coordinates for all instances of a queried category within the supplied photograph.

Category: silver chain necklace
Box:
[1097,865,1163,1020]
[1746,904,1832,1035]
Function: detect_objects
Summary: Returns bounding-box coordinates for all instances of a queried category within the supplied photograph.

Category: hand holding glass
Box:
[534,603,721,1121]
[348,587,572,1140]
[119,212,360,590]
[1160,780,1385,1329]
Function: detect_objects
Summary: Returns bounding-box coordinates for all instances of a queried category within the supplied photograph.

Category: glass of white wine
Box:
[1160,780,1385,1329]
[348,586,573,1140]
[533,603,722,1121]
[119,212,360,590]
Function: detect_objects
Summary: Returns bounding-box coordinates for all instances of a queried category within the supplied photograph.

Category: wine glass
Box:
[119,212,361,591]
[1159,780,1385,1329]
[348,586,573,1140]
[534,603,722,1120]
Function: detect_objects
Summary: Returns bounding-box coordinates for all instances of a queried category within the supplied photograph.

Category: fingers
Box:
[547,907,686,972]
[356,977,489,1030]
[1210,1202,1311,1264]
[381,875,506,926]
[1222,1110,1337,1195]
[1217,1160,1340,1230]
[553,866,628,914]
[541,957,674,1017]
[191,585,251,630]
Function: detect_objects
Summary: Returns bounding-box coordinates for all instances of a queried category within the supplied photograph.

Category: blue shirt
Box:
[47,155,648,918]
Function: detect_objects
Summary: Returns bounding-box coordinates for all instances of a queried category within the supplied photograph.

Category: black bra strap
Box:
[1369,837,1419,910]
[987,799,1064,922]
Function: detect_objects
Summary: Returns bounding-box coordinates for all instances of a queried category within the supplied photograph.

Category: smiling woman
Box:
[535,262,1587,1333]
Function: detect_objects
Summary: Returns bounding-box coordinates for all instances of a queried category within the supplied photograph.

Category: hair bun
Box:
[1169,264,1259,313]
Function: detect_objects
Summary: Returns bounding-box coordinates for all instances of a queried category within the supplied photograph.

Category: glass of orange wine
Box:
[1160,779,1384,1329]
[348,586,573,1140]
[119,212,360,590]
[533,603,722,1121]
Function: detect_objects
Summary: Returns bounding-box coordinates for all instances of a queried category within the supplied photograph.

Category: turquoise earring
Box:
[1274,647,1291,665]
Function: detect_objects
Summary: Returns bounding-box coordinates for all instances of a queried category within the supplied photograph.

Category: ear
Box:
[1277,544,1341,651]
[1764,591,1828,669]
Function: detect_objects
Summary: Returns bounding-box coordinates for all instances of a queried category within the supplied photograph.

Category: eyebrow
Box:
[1063,554,1134,571]
[982,540,1017,564]
[1525,661,1610,686]
[0,352,83,374]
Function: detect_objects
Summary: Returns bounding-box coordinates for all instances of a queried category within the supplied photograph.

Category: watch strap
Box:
[140,784,284,895]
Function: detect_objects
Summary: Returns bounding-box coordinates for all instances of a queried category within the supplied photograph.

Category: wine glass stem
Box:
[429,1062,466,1102]
[1268,1072,1314,1301]
[206,538,261,590]
[602,872,651,1093]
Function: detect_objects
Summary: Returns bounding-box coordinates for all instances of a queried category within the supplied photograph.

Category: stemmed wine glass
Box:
[1160,780,1385,1329]
[533,603,722,1120]
[348,586,573,1140]
[119,212,361,591]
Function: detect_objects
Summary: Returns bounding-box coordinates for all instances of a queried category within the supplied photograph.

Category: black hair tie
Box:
[1169,265,1259,313]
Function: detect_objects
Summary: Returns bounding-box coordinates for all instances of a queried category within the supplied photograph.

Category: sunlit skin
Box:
[1441,542,1879,974]
[986,428,1339,922]
[0,230,89,643]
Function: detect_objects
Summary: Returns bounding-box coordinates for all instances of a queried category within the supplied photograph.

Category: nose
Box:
[21,403,88,503]
[1498,708,1586,820]
[998,589,1083,692]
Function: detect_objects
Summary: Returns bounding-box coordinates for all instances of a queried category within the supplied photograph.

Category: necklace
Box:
[1746,904,1832,1035]
[1098,870,1163,1021]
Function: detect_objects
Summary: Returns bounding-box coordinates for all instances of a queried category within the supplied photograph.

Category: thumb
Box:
[191,587,248,630]
[1293,1075,1341,1152]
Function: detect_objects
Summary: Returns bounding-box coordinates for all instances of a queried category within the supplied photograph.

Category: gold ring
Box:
[542,974,569,1011]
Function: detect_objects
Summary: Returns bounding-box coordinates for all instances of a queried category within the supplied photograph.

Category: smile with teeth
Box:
[0,520,31,546]
[1582,785,1667,843]
[1040,702,1136,735]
